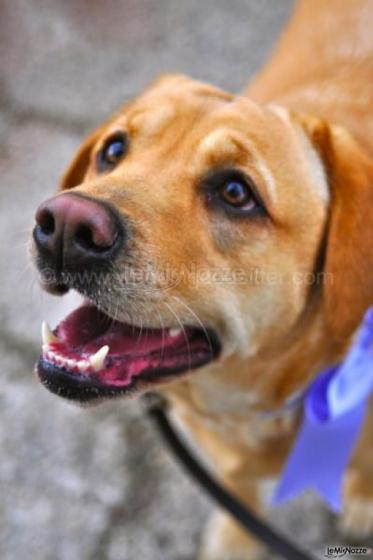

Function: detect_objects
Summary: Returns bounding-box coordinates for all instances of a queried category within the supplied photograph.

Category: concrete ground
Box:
[0,1,358,558]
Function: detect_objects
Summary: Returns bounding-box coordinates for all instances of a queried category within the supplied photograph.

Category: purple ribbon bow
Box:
[273,307,373,512]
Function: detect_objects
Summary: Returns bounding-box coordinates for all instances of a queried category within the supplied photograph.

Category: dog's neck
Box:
[162,303,349,420]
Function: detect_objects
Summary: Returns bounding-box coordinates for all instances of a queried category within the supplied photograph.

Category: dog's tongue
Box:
[55,304,183,355]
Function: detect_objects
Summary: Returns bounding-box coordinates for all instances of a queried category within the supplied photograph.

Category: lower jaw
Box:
[37,352,217,404]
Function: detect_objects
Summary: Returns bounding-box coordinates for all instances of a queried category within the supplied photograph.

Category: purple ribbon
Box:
[273,307,373,512]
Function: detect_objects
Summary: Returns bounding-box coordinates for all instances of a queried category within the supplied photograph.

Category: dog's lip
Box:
[36,302,221,403]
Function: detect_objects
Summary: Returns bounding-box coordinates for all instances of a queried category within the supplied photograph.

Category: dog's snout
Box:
[34,193,123,266]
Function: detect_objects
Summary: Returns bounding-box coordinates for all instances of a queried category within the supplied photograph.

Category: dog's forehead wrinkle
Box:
[198,128,243,161]
[128,102,176,136]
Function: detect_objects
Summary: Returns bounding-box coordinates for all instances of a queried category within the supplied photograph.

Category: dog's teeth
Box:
[89,346,109,372]
[169,328,182,337]
[55,355,64,366]
[78,360,89,373]
[41,321,60,346]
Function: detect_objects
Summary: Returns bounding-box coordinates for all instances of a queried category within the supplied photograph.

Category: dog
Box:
[31,0,373,558]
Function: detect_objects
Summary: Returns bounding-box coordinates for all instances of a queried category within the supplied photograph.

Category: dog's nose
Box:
[34,193,122,266]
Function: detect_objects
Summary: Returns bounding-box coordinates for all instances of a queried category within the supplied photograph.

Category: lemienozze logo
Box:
[324,546,372,558]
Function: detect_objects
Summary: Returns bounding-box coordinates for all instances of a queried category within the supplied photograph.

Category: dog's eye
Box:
[219,180,255,209]
[204,170,265,217]
[97,133,128,172]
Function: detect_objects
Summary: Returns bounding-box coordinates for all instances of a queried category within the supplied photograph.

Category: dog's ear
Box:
[59,126,104,191]
[298,114,373,341]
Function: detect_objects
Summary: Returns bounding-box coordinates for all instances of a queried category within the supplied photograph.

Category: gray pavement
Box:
[0,1,355,558]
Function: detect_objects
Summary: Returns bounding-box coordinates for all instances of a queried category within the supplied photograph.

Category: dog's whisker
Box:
[172,295,214,359]
[155,305,166,360]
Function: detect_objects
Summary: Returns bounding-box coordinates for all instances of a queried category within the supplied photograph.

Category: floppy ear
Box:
[59,126,104,191]
[299,115,373,341]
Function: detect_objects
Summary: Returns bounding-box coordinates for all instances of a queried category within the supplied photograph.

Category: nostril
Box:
[38,209,55,235]
[74,224,115,253]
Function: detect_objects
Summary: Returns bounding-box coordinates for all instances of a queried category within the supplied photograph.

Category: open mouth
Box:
[37,303,221,403]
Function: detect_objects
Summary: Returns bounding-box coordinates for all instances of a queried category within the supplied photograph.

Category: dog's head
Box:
[31,75,373,403]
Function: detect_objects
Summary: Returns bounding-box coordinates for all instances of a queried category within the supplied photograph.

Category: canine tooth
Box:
[89,346,109,372]
[41,321,60,345]
[169,328,182,337]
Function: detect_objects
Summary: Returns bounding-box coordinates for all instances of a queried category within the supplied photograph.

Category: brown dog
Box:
[31,0,373,558]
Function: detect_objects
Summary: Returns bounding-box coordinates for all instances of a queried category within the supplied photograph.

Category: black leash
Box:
[143,393,316,560]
